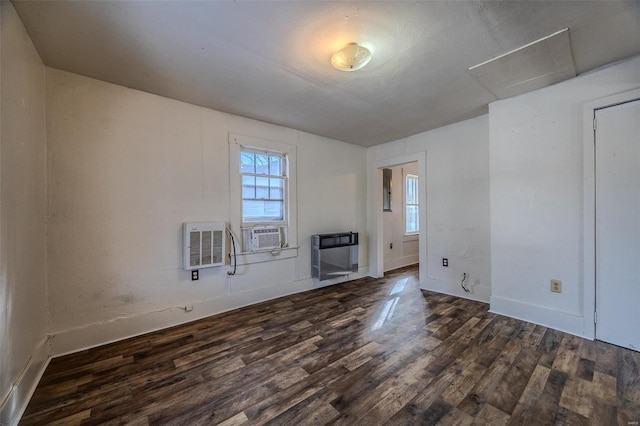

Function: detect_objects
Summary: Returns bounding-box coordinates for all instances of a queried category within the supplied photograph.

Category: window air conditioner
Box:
[250,226,281,251]
[183,222,226,270]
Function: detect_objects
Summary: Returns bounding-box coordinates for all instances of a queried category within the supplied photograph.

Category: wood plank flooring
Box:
[21,266,640,425]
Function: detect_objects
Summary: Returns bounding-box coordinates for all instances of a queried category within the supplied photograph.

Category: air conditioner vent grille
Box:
[248,226,281,251]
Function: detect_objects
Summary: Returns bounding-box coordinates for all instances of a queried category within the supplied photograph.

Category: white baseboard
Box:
[52,267,369,357]
[383,256,419,273]
[423,277,491,303]
[490,296,586,338]
[0,336,52,426]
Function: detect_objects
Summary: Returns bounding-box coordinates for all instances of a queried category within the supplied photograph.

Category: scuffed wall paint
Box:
[46,68,368,354]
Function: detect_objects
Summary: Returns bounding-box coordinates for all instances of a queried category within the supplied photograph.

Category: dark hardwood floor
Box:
[21,266,640,425]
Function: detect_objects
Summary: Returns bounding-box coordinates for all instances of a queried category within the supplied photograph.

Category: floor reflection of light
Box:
[389,278,408,296]
[372,297,399,330]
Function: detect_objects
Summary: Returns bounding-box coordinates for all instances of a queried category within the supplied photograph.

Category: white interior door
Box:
[595,99,640,351]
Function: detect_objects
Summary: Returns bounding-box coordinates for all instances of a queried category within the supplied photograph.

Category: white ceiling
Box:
[12,1,640,147]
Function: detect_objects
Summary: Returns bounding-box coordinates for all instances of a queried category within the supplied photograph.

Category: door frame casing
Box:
[582,88,640,340]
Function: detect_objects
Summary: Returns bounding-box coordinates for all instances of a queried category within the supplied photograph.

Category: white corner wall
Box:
[489,55,640,337]
[368,115,491,302]
[0,2,50,425]
[46,68,368,356]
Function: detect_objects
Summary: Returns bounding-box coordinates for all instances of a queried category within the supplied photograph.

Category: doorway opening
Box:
[369,151,426,288]
[381,161,420,274]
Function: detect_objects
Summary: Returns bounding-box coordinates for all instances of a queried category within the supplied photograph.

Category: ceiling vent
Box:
[468,29,576,100]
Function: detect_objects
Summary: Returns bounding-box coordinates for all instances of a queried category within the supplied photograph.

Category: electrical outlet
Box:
[192,270,199,281]
[442,258,448,267]
[551,279,562,293]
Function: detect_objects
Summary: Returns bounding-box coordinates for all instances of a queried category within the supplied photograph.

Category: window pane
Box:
[406,205,418,233]
[242,200,263,220]
[255,176,269,199]
[240,152,255,174]
[265,200,284,220]
[240,149,287,224]
[270,178,284,199]
[242,200,283,222]
[406,176,418,204]
[405,175,419,233]
[255,153,269,174]
[270,155,282,175]
[242,176,255,199]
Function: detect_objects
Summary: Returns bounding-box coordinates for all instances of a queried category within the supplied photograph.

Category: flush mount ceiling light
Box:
[330,43,372,72]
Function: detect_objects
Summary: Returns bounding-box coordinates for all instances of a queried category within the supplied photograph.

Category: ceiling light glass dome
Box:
[331,43,372,72]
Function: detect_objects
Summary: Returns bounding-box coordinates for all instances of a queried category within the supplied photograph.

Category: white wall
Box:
[489,55,640,336]
[0,2,50,424]
[368,115,491,302]
[382,163,419,272]
[46,68,368,355]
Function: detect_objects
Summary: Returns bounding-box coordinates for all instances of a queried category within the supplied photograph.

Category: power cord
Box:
[461,272,470,292]
[226,227,237,276]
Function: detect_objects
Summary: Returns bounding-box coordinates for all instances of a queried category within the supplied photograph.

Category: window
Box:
[240,150,286,223]
[405,174,419,234]
[229,134,298,259]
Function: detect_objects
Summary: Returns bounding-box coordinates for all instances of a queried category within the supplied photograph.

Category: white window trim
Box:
[229,134,298,264]
[404,173,419,236]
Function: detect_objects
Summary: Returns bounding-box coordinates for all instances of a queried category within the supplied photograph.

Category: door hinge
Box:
[593,117,597,131]
[594,311,597,324]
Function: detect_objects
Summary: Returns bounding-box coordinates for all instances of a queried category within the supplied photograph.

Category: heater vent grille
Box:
[184,222,226,270]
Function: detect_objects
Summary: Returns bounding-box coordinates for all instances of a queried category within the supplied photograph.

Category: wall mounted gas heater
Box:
[311,232,359,281]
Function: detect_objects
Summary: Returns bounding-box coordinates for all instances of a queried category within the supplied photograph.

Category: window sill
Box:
[235,246,298,266]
